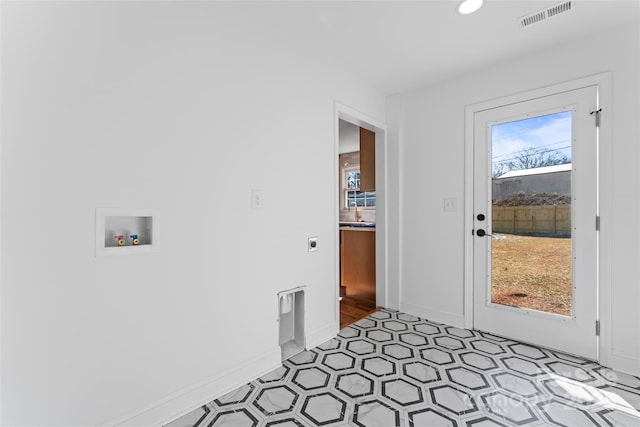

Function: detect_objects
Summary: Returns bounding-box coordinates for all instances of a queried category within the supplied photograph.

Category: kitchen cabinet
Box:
[340,229,376,303]
[360,127,376,192]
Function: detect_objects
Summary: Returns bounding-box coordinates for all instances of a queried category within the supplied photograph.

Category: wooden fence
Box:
[492,205,571,236]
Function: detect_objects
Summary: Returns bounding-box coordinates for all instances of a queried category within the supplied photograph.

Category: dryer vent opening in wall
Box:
[278,287,306,361]
[520,1,572,28]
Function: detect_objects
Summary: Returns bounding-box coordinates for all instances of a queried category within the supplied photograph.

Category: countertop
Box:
[339,223,376,232]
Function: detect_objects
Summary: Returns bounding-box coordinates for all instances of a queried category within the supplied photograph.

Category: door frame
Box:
[463,73,612,364]
[334,102,390,325]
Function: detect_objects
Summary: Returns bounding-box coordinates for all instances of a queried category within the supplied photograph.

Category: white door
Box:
[473,86,599,360]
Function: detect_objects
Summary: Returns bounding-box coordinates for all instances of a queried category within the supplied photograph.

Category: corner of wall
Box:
[399,301,465,329]
[306,321,339,351]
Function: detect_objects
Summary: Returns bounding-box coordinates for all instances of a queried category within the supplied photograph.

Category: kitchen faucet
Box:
[350,201,361,222]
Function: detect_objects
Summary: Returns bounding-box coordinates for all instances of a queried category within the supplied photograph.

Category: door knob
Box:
[476,229,492,237]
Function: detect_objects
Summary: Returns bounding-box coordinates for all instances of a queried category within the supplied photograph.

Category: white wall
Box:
[390,21,639,375]
[0,2,385,426]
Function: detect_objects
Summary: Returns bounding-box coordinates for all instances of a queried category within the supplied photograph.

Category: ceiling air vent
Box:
[519,1,573,28]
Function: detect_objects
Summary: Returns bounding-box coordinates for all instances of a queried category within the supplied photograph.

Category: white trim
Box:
[464,73,610,114]
[463,100,475,330]
[400,301,466,329]
[384,94,402,310]
[334,102,388,311]
[306,321,339,350]
[392,96,402,311]
[463,72,612,362]
[610,352,640,377]
[334,102,386,134]
[375,123,389,309]
[107,348,282,427]
[596,73,613,368]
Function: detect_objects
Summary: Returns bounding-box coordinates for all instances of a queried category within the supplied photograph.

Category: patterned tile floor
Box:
[165,309,640,426]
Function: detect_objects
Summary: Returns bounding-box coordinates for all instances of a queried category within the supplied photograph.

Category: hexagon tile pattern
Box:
[165,309,640,427]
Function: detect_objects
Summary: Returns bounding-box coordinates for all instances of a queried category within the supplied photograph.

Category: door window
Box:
[491,111,573,316]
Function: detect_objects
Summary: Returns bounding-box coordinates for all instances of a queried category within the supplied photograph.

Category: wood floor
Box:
[339,296,381,329]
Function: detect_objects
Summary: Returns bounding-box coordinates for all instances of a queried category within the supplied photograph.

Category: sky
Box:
[491,110,572,169]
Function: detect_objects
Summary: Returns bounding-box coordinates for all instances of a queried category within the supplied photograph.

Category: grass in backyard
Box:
[491,233,572,316]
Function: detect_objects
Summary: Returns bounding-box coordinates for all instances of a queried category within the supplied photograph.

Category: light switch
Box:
[251,189,263,209]
[444,198,457,212]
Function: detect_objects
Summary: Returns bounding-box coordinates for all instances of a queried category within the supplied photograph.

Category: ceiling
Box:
[230,0,639,95]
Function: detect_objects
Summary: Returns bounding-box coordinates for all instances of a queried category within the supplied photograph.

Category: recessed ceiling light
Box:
[458,0,484,15]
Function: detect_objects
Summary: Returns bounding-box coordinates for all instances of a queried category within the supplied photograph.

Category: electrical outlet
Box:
[308,237,319,252]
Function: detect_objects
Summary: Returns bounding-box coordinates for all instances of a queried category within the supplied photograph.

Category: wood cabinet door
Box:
[359,127,376,192]
[340,230,376,303]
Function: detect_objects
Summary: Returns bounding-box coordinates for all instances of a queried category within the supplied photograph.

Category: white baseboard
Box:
[306,321,339,350]
[106,347,282,427]
[400,301,465,329]
[610,351,640,377]
[106,321,339,427]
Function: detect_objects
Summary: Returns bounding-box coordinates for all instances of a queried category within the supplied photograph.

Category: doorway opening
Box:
[335,104,387,330]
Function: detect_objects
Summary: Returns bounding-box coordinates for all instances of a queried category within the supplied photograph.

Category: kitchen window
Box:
[344,168,375,209]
